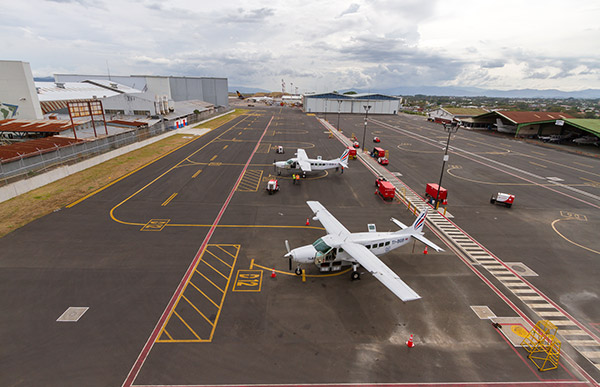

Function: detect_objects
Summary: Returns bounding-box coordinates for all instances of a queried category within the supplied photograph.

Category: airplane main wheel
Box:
[490,196,496,204]
[295,267,302,275]
[351,271,360,281]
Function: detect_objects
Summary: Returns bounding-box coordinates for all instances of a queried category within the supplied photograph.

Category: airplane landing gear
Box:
[294,267,302,275]
[351,263,360,280]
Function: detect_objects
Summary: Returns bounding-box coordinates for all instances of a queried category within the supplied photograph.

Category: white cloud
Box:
[2,0,599,92]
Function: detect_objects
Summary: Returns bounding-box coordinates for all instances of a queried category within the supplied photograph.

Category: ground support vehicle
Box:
[353,141,360,148]
[276,146,284,154]
[424,183,447,205]
[266,179,279,194]
[378,157,389,165]
[375,180,395,200]
[371,147,385,158]
[373,136,380,143]
[347,147,357,159]
[490,192,514,208]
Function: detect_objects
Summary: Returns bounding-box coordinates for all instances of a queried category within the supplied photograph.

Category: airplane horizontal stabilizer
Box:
[411,233,444,252]
[390,217,408,230]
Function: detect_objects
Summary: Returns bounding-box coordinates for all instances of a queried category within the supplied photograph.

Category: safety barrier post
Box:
[302,269,306,283]
[521,320,561,371]
[443,207,448,216]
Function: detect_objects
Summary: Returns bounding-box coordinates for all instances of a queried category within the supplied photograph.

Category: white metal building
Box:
[303,92,401,114]
[0,60,43,120]
[55,74,229,107]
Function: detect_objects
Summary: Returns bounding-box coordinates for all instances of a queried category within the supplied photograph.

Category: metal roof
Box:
[564,119,600,137]
[0,136,83,162]
[303,92,400,100]
[0,119,83,133]
[497,110,574,124]
[443,107,488,116]
[35,81,122,101]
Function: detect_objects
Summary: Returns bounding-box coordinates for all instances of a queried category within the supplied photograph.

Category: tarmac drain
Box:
[506,262,538,277]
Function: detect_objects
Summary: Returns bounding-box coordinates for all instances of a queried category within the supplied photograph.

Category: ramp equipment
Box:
[521,320,561,371]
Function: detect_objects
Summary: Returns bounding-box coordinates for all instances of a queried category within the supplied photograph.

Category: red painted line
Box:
[122,116,274,387]
[133,381,590,387]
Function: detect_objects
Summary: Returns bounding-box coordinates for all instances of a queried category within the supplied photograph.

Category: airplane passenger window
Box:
[385,242,390,246]
[366,245,371,249]
[379,243,384,247]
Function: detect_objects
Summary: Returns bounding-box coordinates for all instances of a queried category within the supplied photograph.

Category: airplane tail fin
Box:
[338,148,349,168]
[410,207,428,233]
[236,91,244,99]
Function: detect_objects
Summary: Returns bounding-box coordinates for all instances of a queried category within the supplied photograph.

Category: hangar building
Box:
[303,92,401,115]
[55,74,229,108]
[0,60,43,120]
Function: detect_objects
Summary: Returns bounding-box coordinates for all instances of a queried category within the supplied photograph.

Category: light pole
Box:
[324,98,328,121]
[434,123,459,209]
[362,104,371,152]
[337,99,342,131]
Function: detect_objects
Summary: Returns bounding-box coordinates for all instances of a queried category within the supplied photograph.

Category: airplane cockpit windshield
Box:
[312,238,331,253]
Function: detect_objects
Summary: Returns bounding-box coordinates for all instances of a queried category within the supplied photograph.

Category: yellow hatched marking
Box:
[182,295,214,326]
[216,245,238,259]
[210,155,218,161]
[192,169,203,178]
[163,329,174,340]
[236,170,263,192]
[173,310,201,340]
[205,249,233,268]
[158,244,240,343]
[202,260,228,279]
[195,269,224,292]
[222,145,229,150]
[188,281,220,308]
[140,219,170,231]
[161,193,178,207]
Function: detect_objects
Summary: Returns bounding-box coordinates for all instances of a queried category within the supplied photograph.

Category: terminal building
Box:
[303,92,402,115]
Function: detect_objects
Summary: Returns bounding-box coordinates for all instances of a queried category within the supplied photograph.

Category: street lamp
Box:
[362,104,371,152]
[434,122,459,209]
[337,99,342,131]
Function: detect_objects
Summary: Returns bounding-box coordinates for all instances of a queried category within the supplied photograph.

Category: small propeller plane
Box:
[274,148,349,176]
[284,201,443,302]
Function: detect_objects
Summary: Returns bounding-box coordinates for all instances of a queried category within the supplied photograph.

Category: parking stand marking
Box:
[156,244,240,343]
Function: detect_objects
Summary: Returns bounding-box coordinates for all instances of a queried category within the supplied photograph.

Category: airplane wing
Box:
[411,233,444,252]
[306,201,350,237]
[296,149,308,160]
[296,149,312,172]
[341,242,421,302]
[298,159,312,172]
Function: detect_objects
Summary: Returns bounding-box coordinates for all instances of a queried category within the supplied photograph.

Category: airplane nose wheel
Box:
[351,271,360,280]
[294,267,303,276]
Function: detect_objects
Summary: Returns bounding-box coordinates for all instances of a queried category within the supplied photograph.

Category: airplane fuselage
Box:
[290,231,412,271]
[275,158,343,173]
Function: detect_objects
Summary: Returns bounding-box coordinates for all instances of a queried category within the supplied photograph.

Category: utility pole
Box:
[434,123,459,209]
[362,104,372,152]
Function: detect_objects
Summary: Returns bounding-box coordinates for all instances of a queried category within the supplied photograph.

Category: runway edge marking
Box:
[121,114,274,387]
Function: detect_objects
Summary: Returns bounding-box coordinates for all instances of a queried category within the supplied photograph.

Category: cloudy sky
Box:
[3,0,600,92]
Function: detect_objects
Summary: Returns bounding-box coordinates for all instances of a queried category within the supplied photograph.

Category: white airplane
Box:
[274,148,349,176]
[573,135,599,146]
[284,201,443,302]
[494,118,517,134]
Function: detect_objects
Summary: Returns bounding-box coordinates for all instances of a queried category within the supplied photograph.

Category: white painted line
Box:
[570,340,600,346]
[537,311,565,317]
[519,296,545,301]
[57,307,89,322]
[527,303,553,309]
[581,351,600,358]
[512,289,538,294]
[549,320,577,326]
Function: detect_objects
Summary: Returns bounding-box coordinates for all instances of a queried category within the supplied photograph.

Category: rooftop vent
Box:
[110,83,118,89]
[55,82,65,89]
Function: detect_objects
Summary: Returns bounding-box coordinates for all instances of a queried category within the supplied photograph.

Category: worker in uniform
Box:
[292,174,296,184]
[295,174,300,184]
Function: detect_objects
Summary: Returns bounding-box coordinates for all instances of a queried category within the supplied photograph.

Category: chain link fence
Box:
[1,107,231,187]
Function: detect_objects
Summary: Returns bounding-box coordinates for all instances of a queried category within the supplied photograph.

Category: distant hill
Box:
[343,86,600,99]
[34,76,54,82]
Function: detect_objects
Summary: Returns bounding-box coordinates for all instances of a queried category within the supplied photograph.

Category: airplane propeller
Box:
[284,240,292,270]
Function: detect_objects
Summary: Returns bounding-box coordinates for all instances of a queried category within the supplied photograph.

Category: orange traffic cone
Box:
[271,269,276,278]
[423,246,428,255]
[406,334,415,348]
[306,218,310,226]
